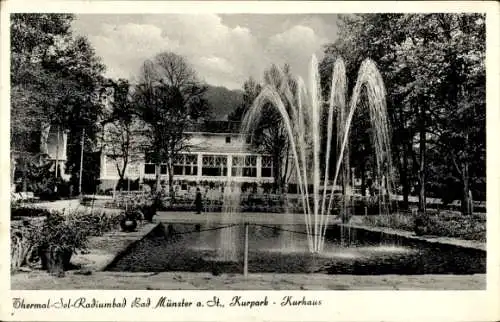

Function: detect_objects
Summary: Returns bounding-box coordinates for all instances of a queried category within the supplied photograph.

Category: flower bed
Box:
[360,210,486,242]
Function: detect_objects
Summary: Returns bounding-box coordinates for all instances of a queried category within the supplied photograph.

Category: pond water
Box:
[106,223,485,275]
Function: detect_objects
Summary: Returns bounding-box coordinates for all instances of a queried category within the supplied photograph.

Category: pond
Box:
[106,223,486,275]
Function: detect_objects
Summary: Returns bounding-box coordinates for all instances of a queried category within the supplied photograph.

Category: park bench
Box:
[11,192,37,203]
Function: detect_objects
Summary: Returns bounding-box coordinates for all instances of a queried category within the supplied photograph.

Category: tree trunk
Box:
[401,140,411,210]
[361,160,366,197]
[273,154,281,193]
[155,164,161,192]
[461,163,472,216]
[116,163,126,191]
[55,126,60,179]
[282,151,289,190]
[40,122,51,155]
[22,162,28,192]
[11,156,16,189]
[418,105,426,213]
[78,129,85,196]
[168,161,174,200]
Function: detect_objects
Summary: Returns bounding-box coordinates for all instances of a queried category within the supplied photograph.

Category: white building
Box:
[11,125,70,190]
[98,121,275,191]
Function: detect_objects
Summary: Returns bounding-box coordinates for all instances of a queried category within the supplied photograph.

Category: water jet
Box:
[241,55,394,253]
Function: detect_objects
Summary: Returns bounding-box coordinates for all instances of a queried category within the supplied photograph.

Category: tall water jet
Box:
[217,181,240,261]
[241,54,394,254]
[279,191,301,252]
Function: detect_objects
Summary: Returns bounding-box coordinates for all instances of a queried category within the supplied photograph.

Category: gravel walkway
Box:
[11,271,485,290]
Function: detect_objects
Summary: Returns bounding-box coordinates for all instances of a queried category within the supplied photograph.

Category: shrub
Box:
[261,183,273,194]
[362,213,415,231]
[28,173,72,200]
[116,178,141,191]
[11,208,123,274]
[426,212,486,241]
[11,206,51,220]
[360,210,486,241]
[71,210,122,237]
[38,211,90,251]
[142,179,157,191]
[11,221,42,271]
[413,211,430,235]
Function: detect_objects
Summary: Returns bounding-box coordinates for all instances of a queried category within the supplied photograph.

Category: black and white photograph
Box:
[2,1,499,321]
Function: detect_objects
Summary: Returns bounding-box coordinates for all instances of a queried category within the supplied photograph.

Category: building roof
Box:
[186,121,243,134]
[106,119,244,135]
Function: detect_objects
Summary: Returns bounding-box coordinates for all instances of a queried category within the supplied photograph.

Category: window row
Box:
[142,154,273,177]
[144,163,199,176]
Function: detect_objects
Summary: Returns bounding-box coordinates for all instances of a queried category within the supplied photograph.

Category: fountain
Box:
[241,55,394,253]
[217,181,241,261]
[279,192,300,252]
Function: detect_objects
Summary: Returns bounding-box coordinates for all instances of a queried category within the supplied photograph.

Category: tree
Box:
[388,14,450,213]
[428,14,485,214]
[231,65,298,193]
[11,13,106,194]
[321,13,486,216]
[49,36,106,194]
[11,14,105,136]
[134,53,209,193]
[11,14,74,190]
[320,14,414,208]
[259,64,297,192]
[228,77,261,123]
[101,79,145,190]
[390,14,485,215]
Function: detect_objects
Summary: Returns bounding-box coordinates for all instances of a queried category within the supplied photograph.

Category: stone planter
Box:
[39,246,73,276]
[120,217,138,232]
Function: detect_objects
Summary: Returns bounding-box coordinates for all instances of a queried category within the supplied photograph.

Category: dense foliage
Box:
[319,14,485,215]
[11,14,107,194]
[229,65,297,192]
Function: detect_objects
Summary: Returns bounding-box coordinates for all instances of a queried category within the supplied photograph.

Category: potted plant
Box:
[37,211,90,276]
[119,209,140,232]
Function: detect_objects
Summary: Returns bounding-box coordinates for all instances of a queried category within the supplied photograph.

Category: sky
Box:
[71,14,339,90]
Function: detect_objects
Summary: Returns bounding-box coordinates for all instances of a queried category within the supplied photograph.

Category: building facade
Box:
[98,121,275,191]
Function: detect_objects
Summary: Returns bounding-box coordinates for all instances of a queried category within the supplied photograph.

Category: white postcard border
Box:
[1,1,499,321]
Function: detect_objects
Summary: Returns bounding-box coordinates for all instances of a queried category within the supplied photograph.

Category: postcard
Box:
[1,1,499,321]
